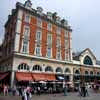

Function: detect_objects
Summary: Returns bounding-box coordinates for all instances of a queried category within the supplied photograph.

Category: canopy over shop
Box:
[16,72,56,82]
[0,71,11,85]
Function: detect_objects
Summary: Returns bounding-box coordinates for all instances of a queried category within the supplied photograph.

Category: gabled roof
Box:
[73,48,96,61]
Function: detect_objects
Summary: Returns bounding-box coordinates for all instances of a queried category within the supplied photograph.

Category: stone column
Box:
[70,74,73,82]
[10,71,15,88]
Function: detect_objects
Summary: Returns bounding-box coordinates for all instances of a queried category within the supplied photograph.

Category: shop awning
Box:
[16,72,56,81]
[32,73,46,81]
[32,73,56,81]
[0,72,10,81]
[16,72,33,81]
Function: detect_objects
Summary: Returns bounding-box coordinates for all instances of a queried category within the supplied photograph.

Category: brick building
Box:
[0,0,100,89]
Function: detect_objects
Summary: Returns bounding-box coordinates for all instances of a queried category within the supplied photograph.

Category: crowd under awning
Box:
[16,72,56,82]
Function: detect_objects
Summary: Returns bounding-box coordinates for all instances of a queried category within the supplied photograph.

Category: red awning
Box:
[0,72,10,81]
[45,74,56,81]
[32,73,56,81]
[16,72,56,81]
[32,73,46,81]
[16,72,33,81]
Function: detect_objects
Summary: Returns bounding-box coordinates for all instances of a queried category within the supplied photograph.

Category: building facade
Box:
[0,0,100,88]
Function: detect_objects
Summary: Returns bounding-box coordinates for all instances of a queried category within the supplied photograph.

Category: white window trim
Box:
[37,18,42,27]
[21,39,29,54]
[57,27,61,35]
[47,33,52,46]
[46,47,52,58]
[25,14,31,23]
[23,26,30,40]
[56,48,61,60]
[36,30,42,42]
[21,26,30,54]
[35,43,42,56]
[47,23,52,31]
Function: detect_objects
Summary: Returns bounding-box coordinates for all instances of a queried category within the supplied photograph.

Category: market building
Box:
[0,0,100,90]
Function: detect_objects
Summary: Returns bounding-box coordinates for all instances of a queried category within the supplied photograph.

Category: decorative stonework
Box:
[24,0,32,9]
[79,49,96,65]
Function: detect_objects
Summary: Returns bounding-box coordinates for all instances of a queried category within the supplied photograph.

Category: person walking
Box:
[26,86,32,100]
[63,85,67,96]
[78,86,82,97]
[23,88,28,100]
[37,86,41,96]
[85,84,89,96]
[3,84,8,96]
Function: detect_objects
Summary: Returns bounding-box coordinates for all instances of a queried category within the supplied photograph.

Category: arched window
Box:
[18,63,29,71]
[32,65,42,71]
[75,70,80,75]
[85,71,89,75]
[56,67,63,73]
[90,71,93,75]
[83,56,93,65]
[64,68,71,74]
[45,66,53,72]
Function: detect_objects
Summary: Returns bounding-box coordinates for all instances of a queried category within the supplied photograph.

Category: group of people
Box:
[21,87,32,100]
[0,83,93,99]
[1,84,32,100]
[78,84,89,97]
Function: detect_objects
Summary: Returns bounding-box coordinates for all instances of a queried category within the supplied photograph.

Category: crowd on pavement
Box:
[0,82,99,100]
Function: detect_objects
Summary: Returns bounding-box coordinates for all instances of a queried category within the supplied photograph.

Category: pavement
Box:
[0,90,100,100]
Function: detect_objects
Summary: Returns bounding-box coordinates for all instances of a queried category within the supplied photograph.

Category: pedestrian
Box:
[26,86,32,100]
[37,86,41,96]
[78,86,82,97]
[82,84,86,97]
[23,88,27,100]
[49,87,52,94]
[12,85,16,96]
[3,84,8,96]
[18,86,22,96]
[63,85,67,96]
[85,85,89,96]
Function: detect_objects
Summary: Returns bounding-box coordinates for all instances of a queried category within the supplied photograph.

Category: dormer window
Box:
[47,12,52,20]
[64,20,68,27]
[37,7,43,15]
[24,0,32,8]
[56,16,61,24]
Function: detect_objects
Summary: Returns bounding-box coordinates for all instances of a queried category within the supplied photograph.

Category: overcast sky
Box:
[0,0,100,59]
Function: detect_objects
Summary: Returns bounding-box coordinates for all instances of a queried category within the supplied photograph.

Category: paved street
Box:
[0,91,100,100]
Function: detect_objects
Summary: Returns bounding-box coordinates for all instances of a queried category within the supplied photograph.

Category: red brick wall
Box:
[29,16,37,55]
[41,21,47,57]
[61,29,65,60]
[19,12,71,61]
[52,25,57,59]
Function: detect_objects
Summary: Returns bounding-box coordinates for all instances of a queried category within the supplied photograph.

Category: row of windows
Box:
[74,70,100,75]
[24,14,69,36]
[22,26,70,60]
[18,64,71,73]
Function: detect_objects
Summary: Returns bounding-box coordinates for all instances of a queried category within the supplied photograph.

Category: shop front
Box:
[15,72,56,93]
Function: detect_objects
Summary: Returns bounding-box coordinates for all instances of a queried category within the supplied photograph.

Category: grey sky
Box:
[0,0,100,59]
